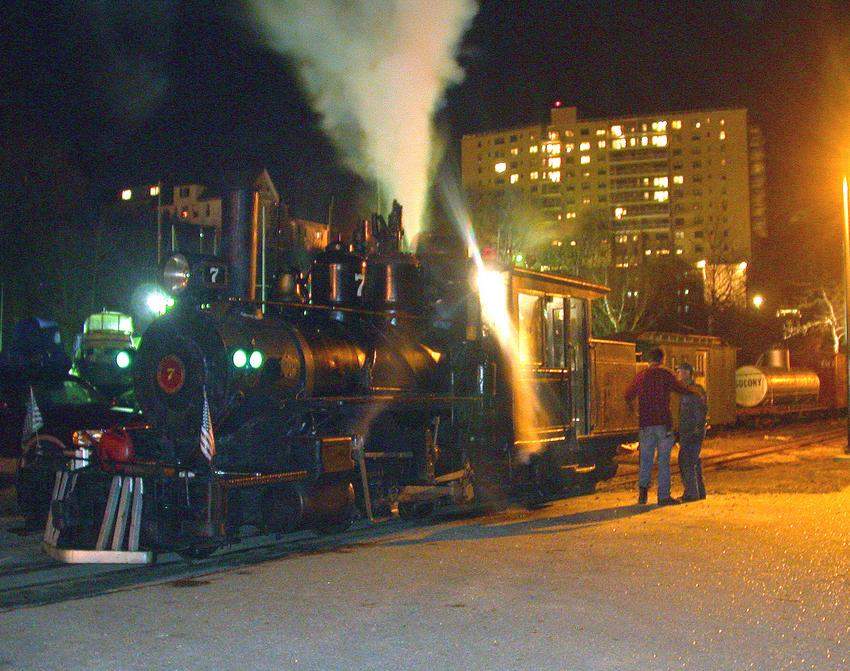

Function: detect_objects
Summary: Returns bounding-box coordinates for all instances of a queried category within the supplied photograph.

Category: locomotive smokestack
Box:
[221,186,260,301]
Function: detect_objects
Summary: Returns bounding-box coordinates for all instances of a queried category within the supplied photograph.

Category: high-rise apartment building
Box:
[461,105,766,267]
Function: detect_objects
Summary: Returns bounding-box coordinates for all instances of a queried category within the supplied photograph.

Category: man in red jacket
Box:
[625,347,694,505]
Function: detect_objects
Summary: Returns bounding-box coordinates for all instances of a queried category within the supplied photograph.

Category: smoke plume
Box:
[250,0,477,242]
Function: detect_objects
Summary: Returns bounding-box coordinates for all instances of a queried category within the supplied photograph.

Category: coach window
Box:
[517,293,543,366]
[543,296,566,368]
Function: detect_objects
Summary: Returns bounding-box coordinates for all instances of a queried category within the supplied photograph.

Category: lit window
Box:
[614,206,627,220]
[579,142,591,151]
[510,174,519,184]
[629,137,637,147]
[548,157,562,169]
[121,189,132,201]
[596,129,606,136]
[564,143,574,153]
[641,136,649,147]
[652,120,668,132]
[654,190,669,203]
[580,155,590,165]
[495,162,507,173]
[149,185,160,197]
[530,171,539,180]
[611,125,623,137]
[652,135,668,147]
[546,142,561,155]
[676,248,683,255]
[597,140,606,149]
[719,130,726,140]
[673,175,684,184]
[549,171,561,183]
[565,211,576,219]
[653,176,669,188]
[529,145,539,154]
[695,121,701,129]
[672,120,682,130]
[548,131,559,140]
[510,147,519,155]
[611,138,626,150]
[582,197,591,205]
[645,249,652,255]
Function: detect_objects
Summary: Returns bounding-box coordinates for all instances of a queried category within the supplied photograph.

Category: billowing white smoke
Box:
[250,0,477,243]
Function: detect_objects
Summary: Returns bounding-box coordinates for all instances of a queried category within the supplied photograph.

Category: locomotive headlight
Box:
[115,350,132,369]
[248,350,264,369]
[163,253,190,294]
[232,349,248,368]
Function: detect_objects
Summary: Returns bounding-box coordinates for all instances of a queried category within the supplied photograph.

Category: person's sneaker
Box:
[657,497,681,506]
[638,487,648,505]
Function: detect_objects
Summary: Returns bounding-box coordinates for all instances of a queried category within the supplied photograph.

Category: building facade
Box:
[461,105,766,268]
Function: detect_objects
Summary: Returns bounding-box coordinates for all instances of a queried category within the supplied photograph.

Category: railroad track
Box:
[2,426,844,611]
[611,426,846,487]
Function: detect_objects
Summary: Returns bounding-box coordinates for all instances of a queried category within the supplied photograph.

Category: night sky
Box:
[3,0,850,301]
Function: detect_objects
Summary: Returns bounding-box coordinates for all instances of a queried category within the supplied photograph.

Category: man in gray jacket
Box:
[675,362,707,502]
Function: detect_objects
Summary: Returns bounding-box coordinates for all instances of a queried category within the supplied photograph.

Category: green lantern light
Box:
[232,349,248,368]
[115,351,131,369]
[249,350,264,369]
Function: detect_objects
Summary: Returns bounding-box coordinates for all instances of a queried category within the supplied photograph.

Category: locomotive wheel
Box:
[397,500,435,521]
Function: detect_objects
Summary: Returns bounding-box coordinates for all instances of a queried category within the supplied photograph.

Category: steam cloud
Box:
[250,0,478,242]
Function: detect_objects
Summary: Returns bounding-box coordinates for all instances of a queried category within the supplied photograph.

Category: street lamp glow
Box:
[752,294,764,309]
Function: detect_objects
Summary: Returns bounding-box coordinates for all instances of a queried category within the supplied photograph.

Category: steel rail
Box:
[612,427,845,486]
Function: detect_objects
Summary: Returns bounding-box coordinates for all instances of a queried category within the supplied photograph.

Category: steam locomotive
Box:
[42,194,638,562]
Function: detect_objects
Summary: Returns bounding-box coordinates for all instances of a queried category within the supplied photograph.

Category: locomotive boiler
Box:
[41,194,631,562]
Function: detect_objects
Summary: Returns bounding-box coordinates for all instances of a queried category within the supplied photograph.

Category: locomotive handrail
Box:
[227,297,430,321]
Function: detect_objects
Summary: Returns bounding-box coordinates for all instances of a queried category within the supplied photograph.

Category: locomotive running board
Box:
[42,472,154,565]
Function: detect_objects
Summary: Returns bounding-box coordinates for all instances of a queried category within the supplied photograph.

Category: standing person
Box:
[675,362,707,502]
[624,347,694,506]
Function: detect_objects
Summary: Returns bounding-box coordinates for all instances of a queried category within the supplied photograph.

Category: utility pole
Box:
[156,180,163,265]
[841,176,850,454]
[0,281,4,352]
[261,204,267,312]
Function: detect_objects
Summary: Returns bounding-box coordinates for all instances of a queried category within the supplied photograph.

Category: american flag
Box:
[200,385,216,462]
[22,385,44,441]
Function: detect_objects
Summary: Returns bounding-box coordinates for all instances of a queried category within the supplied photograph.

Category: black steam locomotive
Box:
[42,196,631,562]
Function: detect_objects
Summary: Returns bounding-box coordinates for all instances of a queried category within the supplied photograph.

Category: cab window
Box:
[517,293,542,366]
[543,296,566,368]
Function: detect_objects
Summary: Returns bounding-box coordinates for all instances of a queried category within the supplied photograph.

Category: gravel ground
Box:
[1,422,849,670]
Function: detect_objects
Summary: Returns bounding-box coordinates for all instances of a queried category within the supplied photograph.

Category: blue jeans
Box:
[678,438,705,499]
[638,425,675,501]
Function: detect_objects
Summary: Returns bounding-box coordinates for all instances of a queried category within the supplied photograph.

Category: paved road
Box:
[1,424,849,670]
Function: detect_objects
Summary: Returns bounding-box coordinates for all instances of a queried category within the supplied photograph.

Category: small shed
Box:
[636,331,738,427]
